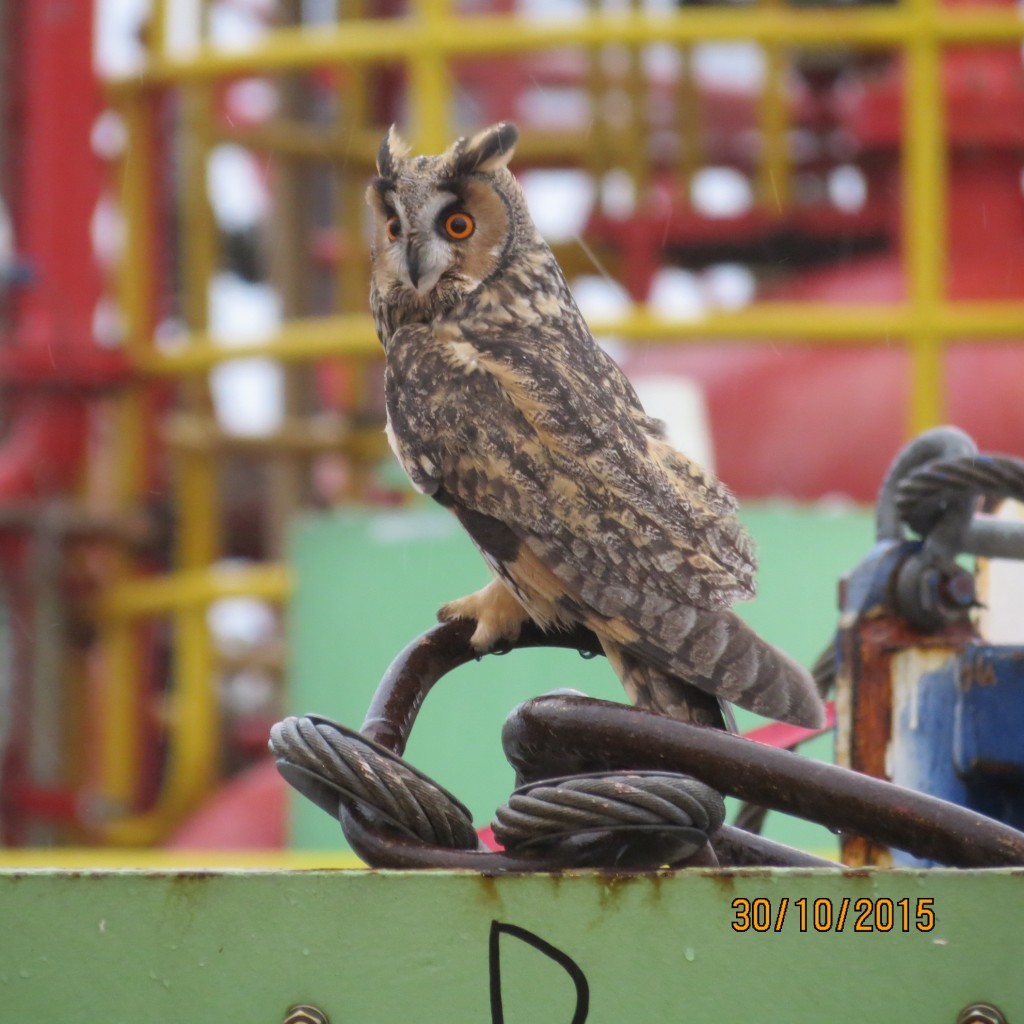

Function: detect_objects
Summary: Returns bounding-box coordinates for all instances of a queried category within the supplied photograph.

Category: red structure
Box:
[0,1,129,842]
[620,41,1024,501]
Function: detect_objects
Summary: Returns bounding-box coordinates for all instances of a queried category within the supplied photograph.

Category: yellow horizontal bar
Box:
[136,303,1024,376]
[163,414,388,460]
[96,563,292,620]
[0,850,365,870]
[141,314,380,375]
[936,6,1024,43]
[940,304,1024,337]
[593,304,1024,341]
[106,7,1024,88]
[218,121,606,166]
[605,305,916,341]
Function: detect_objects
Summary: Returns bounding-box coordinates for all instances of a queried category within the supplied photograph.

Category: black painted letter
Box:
[488,920,589,1024]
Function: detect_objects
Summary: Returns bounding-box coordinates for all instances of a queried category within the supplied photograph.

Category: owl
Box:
[367,122,824,730]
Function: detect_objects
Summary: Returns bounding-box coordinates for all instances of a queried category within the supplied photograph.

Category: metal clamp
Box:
[874,426,1024,630]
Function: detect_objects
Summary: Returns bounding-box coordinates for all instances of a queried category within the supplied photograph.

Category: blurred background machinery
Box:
[1,0,1023,851]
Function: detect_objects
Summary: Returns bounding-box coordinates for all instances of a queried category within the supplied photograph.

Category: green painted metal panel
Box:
[3,868,1021,1021]
[287,501,873,854]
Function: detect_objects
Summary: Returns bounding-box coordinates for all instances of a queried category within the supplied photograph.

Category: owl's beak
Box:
[406,247,422,290]
[404,242,444,296]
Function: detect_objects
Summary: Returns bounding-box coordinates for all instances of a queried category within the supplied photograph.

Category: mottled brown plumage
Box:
[367,122,824,729]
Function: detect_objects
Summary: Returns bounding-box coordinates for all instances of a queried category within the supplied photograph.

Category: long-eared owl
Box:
[367,121,824,729]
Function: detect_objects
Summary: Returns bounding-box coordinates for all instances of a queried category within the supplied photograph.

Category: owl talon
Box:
[437,578,529,654]
[469,622,521,655]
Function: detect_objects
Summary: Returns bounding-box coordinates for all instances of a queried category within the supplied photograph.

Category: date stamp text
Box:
[730,897,936,933]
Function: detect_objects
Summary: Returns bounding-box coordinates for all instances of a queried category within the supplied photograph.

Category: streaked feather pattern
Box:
[370,122,824,729]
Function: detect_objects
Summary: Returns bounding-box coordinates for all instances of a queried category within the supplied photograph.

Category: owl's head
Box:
[366,122,532,323]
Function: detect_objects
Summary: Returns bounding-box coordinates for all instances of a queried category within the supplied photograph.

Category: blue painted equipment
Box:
[834,426,1024,864]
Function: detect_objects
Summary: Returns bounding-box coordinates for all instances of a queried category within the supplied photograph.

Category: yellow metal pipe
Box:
[625,1,649,200]
[407,0,450,150]
[139,313,382,374]
[932,6,1024,43]
[162,414,387,458]
[170,605,217,816]
[756,16,790,214]
[174,79,222,837]
[97,563,290,844]
[148,0,167,61]
[95,622,142,811]
[102,609,219,847]
[95,89,159,818]
[675,45,701,191]
[111,90,153,499]
[95,563,291,621]
[180,86,217,335]
[174,87,220,566]
[941,305,1024,335]
[133,303,1024,377]
[583,23,608,184]
[95,399,149,814]
[214,124,601,165]
[104,7,1024,89]
[176,451,221,565]
[136,303,1024,389]
[902,0,947,432]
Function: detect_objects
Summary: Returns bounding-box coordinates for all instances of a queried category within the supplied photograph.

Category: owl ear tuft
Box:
[451,122,519,176]
[377,125,410,178]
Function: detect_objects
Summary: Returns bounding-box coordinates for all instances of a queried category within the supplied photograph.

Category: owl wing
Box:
[386,320,828,724]
[385,318,755,623]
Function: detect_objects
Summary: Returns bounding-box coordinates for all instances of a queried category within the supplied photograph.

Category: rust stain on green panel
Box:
[2,868,1023,1023]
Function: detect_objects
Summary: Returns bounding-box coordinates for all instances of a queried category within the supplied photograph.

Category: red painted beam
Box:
[7,0,105,359]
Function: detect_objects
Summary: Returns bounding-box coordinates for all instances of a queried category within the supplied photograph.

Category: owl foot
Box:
[437,578,530,653]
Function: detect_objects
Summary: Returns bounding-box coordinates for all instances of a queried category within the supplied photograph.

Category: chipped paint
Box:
[836,584,978,865]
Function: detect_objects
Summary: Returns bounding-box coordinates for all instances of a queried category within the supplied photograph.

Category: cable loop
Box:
[896,454,1024,536]
[493,772,724,851]
[270,715,478,850]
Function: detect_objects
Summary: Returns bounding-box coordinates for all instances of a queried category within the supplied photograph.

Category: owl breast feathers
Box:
[367,121,824,729]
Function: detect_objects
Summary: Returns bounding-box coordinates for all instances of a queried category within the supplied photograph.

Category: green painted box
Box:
[3,868,1021,1021]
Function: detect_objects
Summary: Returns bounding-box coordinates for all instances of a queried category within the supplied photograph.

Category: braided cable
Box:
[270,716,478,849]
[492,771,724,850]
[896,454,1024,531]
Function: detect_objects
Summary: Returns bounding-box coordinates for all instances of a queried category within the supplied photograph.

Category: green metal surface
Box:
[287,500,872,854]
[3,868,1021,1021]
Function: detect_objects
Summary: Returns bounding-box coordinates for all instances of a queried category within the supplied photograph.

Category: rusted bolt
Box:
[283,1005,329,1024]
[957,1003,1007,1024]
[940,569,977,609]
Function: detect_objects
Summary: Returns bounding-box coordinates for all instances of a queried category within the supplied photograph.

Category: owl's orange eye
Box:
[385,215,402,241]
[444,212,475,240]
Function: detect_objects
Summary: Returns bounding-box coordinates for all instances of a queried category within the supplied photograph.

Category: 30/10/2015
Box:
[730,897,936,934]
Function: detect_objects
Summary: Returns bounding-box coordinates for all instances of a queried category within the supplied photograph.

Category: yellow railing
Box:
[96,0,1024,843]
[110,7,1024,81]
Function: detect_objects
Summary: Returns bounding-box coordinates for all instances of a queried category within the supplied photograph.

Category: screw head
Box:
[940,568,977,608]
[957,1003,1006,1024]
[284,1006,330,1024]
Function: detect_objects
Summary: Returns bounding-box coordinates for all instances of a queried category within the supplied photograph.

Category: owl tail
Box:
[600,612,825,729]
[601,642,731,729]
